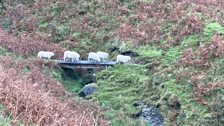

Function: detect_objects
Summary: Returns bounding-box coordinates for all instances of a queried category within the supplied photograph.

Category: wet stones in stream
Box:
[133,101,164,126]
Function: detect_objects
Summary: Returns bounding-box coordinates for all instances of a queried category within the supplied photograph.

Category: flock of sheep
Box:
[37,51,131,63]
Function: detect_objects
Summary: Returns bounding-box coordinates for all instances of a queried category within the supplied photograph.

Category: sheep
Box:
[97,51,109,62]
[69,51,80,62]
[37,51,54,59]
[116,54,131,63]
[64,51,80,62]
[88,52,100,62]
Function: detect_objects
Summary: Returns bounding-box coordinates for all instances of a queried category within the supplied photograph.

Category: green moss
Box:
[180,34,201,49]
[50,67,98,94]
[72,32,81,39]
[213,57,224,80]
[51,3,60,17]
[136,46,163,59]
[203,22,224,41]
[50,68,83,93]
[162,47,182,67]
[38,20,71,43]
[55,25,70,40]
[1,1,224,125]
[0,46,6,55]
[163,64,224,125]
[94,65,149,126]
[164,78,210,125]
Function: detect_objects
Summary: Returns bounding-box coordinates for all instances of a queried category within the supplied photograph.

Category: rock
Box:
[141,106,164,126]
[78,83,97,97]
[133,101,164,126]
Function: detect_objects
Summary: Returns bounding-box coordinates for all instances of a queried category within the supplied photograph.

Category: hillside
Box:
[0,0,224,126]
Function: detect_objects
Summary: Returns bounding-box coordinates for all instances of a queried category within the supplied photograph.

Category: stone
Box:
[133,101,164,126]
[141,106,164,126]
[78,83,97,97]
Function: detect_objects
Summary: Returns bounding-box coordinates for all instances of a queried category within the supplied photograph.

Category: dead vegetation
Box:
[0,56,109,126]
[0,28,64,58]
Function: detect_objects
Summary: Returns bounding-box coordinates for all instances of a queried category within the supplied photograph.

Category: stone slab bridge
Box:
[57,60,117,69]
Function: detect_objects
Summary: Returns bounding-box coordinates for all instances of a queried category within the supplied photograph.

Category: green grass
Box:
[50,68,83,93]
[0,115,12,126]
[162,47,182,67]
[94,39,224,125]
[94,65,149,126]
[136,46,163,59]
[0,104,26,126]
[164,79,209,125]
[180,34,201,49]
[1,1,224,125]
[203,22,224,41]
[50,67,99,94]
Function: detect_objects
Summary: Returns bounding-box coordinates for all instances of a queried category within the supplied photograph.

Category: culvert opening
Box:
[53,67,97,95]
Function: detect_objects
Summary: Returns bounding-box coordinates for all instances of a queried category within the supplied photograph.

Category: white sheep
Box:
[97,51,109,62]
[116,54,131,63]
[88,52,100,62]
[37,51,54,59]
[69,51,80,62]
[64,51,80,62]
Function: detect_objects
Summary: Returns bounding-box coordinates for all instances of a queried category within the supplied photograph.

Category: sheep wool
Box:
[88,52,100,62]
[64,51,80,62]
[37,51,54,59]
[116,54,131,63]
[97,51,109,61]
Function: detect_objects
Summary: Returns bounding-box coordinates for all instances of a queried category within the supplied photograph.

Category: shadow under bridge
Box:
[57,60,117,69]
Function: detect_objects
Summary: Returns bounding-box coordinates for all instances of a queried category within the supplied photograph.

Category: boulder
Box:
[78,83,97,97]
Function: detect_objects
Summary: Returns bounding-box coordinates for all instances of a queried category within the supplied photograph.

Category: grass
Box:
[0,0,224,125]
[94,64,149,125]
[164,79,209,125]
[93,32,224,125]
[0,115,12,126]
[180,34,201,49]
[162,47,182,67]
[203,22,224,41]
[0,104,26,126]
[50,68,83,93]
[50,66,99,94]
[136,46,163,59]
[0,104,11,126]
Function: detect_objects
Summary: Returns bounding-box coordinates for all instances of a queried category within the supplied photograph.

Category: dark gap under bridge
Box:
[57,60,117,69]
